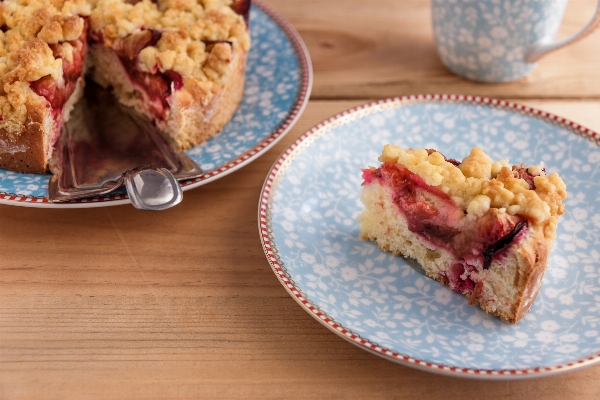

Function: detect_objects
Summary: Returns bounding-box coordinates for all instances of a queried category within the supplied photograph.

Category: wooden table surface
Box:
[2,0,600,398]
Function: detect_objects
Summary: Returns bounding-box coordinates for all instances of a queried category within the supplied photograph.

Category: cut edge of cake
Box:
[0,0,251,174]
[358,145,567,323]
[87,39,246,152]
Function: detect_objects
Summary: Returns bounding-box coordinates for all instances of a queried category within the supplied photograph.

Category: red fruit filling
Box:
[30,19,88,114]
[124,0,157,4]
[231,0,251,25]
[512,164,541,190]
[91,28,184,120]
[113,29,161,61]
[119,56,183,120]
[426,148,460,166]
[363,161,529,293]
[446,261,476,293]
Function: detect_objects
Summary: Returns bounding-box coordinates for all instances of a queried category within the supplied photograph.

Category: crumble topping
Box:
[0,1,90,133]
[378,145,567,231]
[0,0,249,137]
[90,0,249,86]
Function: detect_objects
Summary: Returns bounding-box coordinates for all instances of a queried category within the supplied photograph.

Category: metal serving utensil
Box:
[49,81,202,210]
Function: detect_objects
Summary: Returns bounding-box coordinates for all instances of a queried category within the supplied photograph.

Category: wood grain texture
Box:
[2,0,600,397]
[270,0,600,100]
[2,100,600,399]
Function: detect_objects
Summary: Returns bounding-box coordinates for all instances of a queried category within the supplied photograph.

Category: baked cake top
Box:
[377,145,567,238]
[90,0,250,89]
[0,1,90,133]
[0,0,250,136]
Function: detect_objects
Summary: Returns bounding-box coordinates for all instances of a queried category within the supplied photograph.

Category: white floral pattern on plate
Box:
[0,1,312,207]
[260,95,600,379]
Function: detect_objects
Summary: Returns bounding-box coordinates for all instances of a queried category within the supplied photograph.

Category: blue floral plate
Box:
[0,1,312,208]
[259,95,600,379]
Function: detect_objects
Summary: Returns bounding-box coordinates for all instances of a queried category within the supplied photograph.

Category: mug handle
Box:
[526,0,600,62]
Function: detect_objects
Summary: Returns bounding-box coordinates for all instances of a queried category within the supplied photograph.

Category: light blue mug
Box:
[432,0,600,82]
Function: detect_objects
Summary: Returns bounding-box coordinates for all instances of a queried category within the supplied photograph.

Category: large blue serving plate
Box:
[0,1,312,207]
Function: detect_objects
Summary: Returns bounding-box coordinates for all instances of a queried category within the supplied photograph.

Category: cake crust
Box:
[359,145,567,323]
[0,104,47,173]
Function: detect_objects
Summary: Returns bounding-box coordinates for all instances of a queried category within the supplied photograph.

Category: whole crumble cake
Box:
[358,145,567,323]
[0,0,250,173]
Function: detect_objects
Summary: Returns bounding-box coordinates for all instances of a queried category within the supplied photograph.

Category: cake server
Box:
[48,81,203,210]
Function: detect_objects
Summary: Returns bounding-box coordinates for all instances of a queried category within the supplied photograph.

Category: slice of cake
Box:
[0,0,250,174]
[358,145,567,323]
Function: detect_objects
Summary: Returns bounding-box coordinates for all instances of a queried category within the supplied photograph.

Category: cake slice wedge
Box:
[358,145,567,323]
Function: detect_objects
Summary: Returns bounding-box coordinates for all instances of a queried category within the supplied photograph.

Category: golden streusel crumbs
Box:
[0,0,249,131]
[377,145,567,229]
[90,0,249,86]
[0,1,90,127]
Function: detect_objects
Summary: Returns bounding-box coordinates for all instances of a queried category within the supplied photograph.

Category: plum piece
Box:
[482,220,528,269]
[120,58,170,118]
[231,0,251,24]
[31,76,64,110]
[109,28,188,120]
[426,148,461,166]
[30,23,87,113]
[124,0,157,4]
[118,54,183,119]
[367,161,529,270]
[446,261,476,293]
[113,29,162,60]
[379,161,464,241]
[512,164,537,190]
[30,72,82,113]
[49,39,85,82]
[163,70,183,91]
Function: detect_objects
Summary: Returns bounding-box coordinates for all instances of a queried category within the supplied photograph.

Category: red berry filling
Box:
[363,161,529,292]
[511,164,538,190]
[446,261,476,293]
[92,28,184,121]
[30,19,88,114]
[231,0,251,25]
[119,56,183,120]
[113,29,161,61]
